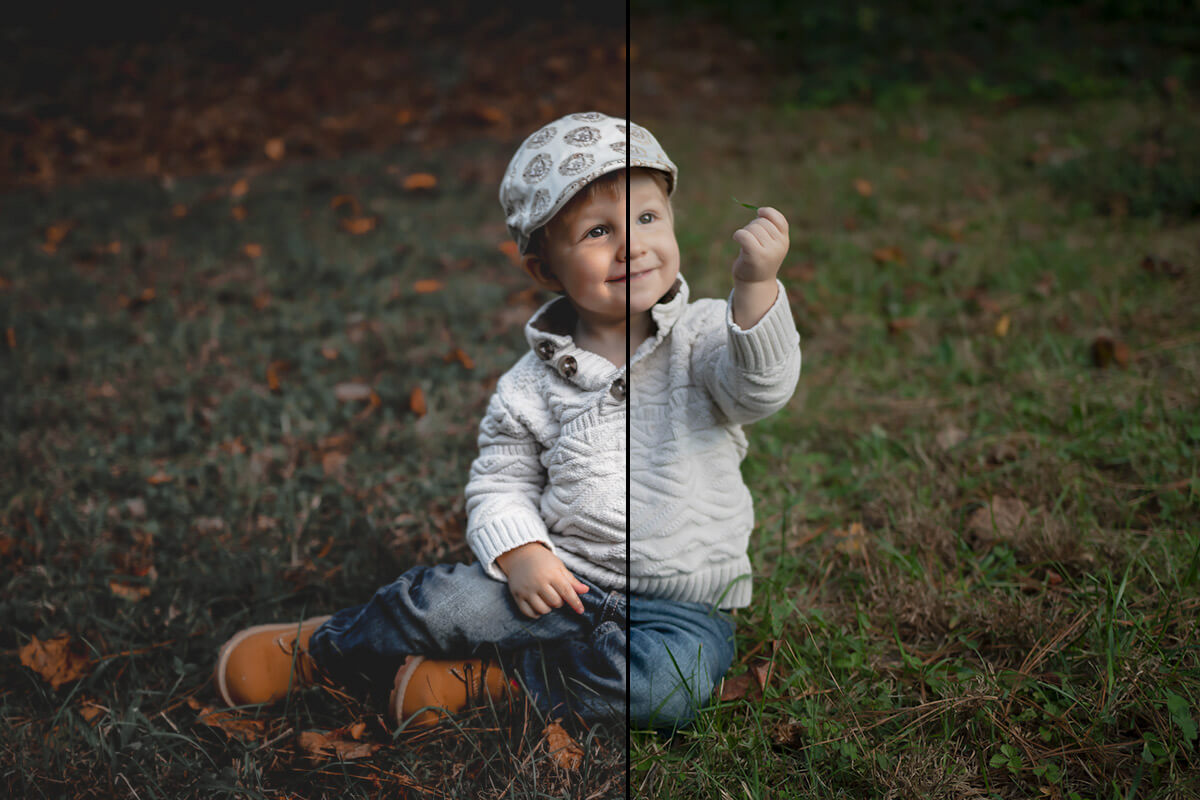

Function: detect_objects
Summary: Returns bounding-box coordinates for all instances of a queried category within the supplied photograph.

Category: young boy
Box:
[215,111,800,733]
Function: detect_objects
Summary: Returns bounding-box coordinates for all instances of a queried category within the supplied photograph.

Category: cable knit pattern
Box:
[465,276,801,609]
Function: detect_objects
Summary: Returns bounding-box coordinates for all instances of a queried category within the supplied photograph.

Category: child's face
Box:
[531,171,680,329]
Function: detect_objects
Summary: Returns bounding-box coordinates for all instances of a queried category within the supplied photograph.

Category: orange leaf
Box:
[834,522,867,556]
[544,721,583,771]
[188,697,267,741]
[321,451,348,476]
[330,194,361,213]
[230,178,249,198]
[109,565,156,602]
[267,360,288,393]
[252,292,271,311]
[473,106,506,124]
[395,109,413,125]
[340,216,378,235]
[146,470,173,485]
[853,178,873,197]
[321,346,340,360]
[242,243,263,259]
[497,240,522,267]
[994,314,1011,338]
[402,173,438,191]
[264,138,286,161]
[296,729,382,763]
[5,327,15,350]
[413,279,444,294]
[78,698,106,724]
[871,246,905,265]
[0,275,11,290]
[444,347,475,369]
[1091,336,1131,369]
[410,386,427,417]
[171,203,188,218]
[231,205,247,221]
[19,635,91,689]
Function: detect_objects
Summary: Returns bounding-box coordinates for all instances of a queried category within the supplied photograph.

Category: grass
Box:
[629,100,1200,797]
[3,45,1200,800]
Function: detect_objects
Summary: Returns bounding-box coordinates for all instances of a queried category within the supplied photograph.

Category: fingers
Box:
[756,206,789,236]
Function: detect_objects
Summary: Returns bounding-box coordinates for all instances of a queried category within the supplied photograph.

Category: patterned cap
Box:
[499,111,678,254]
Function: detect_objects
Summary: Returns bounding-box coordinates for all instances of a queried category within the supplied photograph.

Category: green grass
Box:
[631,102,1200,797]
[2,85,1199,800]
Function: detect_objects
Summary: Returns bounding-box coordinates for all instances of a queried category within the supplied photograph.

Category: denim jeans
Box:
[307,562,736,731]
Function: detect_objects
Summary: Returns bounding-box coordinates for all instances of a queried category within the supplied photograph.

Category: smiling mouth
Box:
[607,269,653,283]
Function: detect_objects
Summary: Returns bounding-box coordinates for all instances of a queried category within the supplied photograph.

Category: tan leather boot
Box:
[390,656,515,728]
[214,616,332,706]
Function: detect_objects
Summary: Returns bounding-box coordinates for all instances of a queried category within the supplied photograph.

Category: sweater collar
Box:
[523,275,689,384]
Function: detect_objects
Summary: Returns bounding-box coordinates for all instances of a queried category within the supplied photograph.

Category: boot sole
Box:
[390,654,426,724]
[214,615,332,707]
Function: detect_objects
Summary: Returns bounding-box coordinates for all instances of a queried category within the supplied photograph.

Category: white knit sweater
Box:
[464,276,801,609]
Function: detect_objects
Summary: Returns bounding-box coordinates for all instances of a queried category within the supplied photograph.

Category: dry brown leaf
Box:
[321,451,348,476]
[0,276,11,291]
[252,292,271,311]
[853,178,873,197]
[19,635,91,689]
[266,362,282,393]
[871,246,905,265]
[395,109,413,125]
[230,178,249,198]
[171,203,188,218]
[994,314,1011,338]
[1091,336,1130,369]
[340,216,378,235]
[146,471,173,485]
[750,659,775,691]
[544,721,583,771]
[966,497,1032,545]
[497,240,522,267]
[320,346,339,361]
[187,697,267,741]
[930,219,966,241]
[231,205,247,221]
[5,327,15,350]
[330,194,361,213]
[887,317,918,334]
[78,698,106,724]
[296,729,381,763]
[334,382,373,402]
[410,387,427,417]
[264,138,286,161]
[110,565,156,601]
[413,279,444,294]
[444,347,475,369]
[719,672,757,702]
[242,243,263,259]
[402,173,438,191]
[473,106,507,124]
[41,220,74,254]
[833,522,867,556]
[935,424,967,452]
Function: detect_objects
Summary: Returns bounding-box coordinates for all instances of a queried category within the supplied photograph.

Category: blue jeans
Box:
[307,562,736,731]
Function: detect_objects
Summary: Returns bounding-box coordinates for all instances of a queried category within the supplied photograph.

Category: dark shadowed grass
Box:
[0,143,624,797]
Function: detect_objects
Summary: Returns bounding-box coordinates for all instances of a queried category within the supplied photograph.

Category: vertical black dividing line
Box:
[624,0,633,795]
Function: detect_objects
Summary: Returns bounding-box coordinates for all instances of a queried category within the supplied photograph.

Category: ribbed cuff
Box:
[725,280,800,373]
[467,514,555,582]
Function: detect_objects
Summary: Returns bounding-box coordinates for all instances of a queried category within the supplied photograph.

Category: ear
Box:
[520,254,563,292]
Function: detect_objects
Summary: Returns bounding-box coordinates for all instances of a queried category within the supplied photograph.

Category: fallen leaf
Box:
[40,220,74,254]
[19,635,91,689]
[264,138,286,161]
[833,522,867,556]
[109,565,157,602]
[966,497,1032,546]
[145,471,173,485]
[330,194,361,213]
[871,246,905,265]
[321,451,348,476]
[340,216,378,235]
[78,698,106,723]
[719,672,757,702]
[188,697,267,741]
[395,109,413,125]
[935,425,967,452]
[750,659,774,691]
[1140,255,1185,279]
[544,721,583,771]
[296,729,381,763]
[444,347,475,369]
[410,387,427,417]
[473,106,507,125]
[5,327,15,349]
[994,314,1011,338]
[231,205,247,221]
[242,243,263,259]
[266,362,283,393]
[321,346,339,360]
[887,317,918,334]
[171,203,188,218]
[930,219,966,241]
[1091,336,1130,369]
[334,382,373,402]
[230,178,249,198]
[402,173,438,191]
[252,292,271,311]
[0,276,10,290]
[413,279,444,294]
[853,178,873,197]
[498,240,523,267]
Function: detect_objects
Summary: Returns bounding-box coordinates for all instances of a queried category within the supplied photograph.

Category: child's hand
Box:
[495,542,589,619]
[731,207,789,284]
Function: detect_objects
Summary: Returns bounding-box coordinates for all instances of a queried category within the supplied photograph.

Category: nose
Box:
[618,229,644,263]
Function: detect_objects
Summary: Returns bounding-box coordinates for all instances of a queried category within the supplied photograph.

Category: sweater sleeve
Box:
[691,279,802,425]
[464,389,555,582]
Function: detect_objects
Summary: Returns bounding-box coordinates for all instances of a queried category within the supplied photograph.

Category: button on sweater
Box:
[464,276,801,609]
